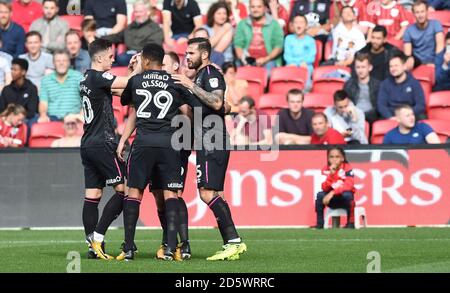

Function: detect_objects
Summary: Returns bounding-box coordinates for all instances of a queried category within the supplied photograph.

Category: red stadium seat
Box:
[420,119,450,143]
[365,121,370,139]
[312,65,350,94]
[387,38,404,50]
[324,40,333,61]
[60,15,84,31]
[429,10,450,33]
[258,93,287,118]
[303,92,334,113]
[427,91,450,121]
[314,39,323,68]
[412,65,435,86]
[268,66,308,95]
[236,66,268,104]
[370,119,398,144]
[29,121,65,147]
[108,66,128,76]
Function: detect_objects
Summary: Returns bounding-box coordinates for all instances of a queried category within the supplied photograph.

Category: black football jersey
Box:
[184,64,228,147]
[79,69,117,150]
[121,70,188,147]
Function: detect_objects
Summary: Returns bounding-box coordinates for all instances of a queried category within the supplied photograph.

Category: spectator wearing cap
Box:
[29,0,70,54]
[84,0,127,37]
[0,57,38,119]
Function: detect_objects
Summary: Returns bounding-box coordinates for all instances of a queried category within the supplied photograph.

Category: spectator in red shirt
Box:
[0,103,26,147]
[366,0,410,41]
[11,0,43,33]
[310,112,347,145]
[315,147,356,229]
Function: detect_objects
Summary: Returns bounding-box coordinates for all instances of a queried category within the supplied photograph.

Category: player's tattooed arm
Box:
[191,84,224,111]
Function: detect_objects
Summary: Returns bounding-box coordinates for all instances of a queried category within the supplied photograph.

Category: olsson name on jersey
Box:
[142,73,170,90]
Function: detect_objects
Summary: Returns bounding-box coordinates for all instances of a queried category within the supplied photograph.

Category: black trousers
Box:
[315,191,355,227]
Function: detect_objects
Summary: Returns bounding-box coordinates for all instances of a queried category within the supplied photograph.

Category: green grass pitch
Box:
[1,228,449,273]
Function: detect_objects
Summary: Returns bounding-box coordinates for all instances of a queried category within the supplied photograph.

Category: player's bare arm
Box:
[117,106,137,161]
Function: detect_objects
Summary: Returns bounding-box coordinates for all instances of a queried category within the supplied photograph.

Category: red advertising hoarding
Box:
[138,148,450,227]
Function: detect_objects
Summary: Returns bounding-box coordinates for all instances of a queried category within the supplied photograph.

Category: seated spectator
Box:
[266,0,289,34]
[290,0,332,39]
[37,50,83,123]
[428,0,450,10]
[104,0,163,67]
[51,114,82,147]
[434,31,450,91]
[29,0,70,54]
[0,1,25,57]
[356,25,401,81]
[11,0,43,33]
[324,90,368,144]
[315,147,356,229]
[0,103,26,147]
[66,30,90,74]
[311,113,347,145]
[230,96,272,145]
[192,28,225,67]
[80,18,97,51]
[404,0,444,68]
[0,58,38,119]
[377,51,426,119]
[366,0,409,41]
[283,15,316,90]
[274,88,314,145]
[0,53,10,92]
[383,104,441,144]
[162,0,202,47]
[19,31,54,90]
[204,2,234,63]
[223,62,248,113]
[331,0,369,29]
[345,53,380,123]
[223,0,247,27]
[84,0,127,37]
[234,0,284,73]
[329,6,366,67]
[58,0,85,15]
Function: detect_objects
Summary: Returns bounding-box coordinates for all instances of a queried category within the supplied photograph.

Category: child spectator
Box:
[0,103,27,147]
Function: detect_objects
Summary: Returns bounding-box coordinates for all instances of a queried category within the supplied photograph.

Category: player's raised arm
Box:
[111,53,143,90]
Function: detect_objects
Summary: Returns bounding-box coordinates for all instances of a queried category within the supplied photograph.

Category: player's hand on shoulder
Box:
[172,74,194,90]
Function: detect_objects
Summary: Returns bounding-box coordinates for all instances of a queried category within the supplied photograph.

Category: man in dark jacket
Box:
[344,52,380,124]
[104,0,163,66]
[0,58,38,119]
[354,25,401,81]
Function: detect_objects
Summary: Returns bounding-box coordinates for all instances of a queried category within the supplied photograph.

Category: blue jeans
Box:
[315,191,355,227]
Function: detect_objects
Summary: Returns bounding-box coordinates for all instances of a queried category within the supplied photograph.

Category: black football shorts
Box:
[196,149,230,191]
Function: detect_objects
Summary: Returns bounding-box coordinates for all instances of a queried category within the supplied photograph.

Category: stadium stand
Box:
[29,121,65,148]
[303,92,333,113]
[420,119,450,142]
[235,66,268,106]
[427,91,450,120]
[268,66,308,95]
[258,93,287,118]
[371,119,399,144]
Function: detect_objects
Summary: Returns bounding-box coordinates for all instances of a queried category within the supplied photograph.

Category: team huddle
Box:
[78,38,247,261]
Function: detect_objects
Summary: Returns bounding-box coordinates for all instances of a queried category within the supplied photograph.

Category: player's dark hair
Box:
[142,43,165,65]
[0,103,27,118]
[88,38,113,59]
[333,90,349,103]
[286,88,304,101]
[372,25,387,38]
[326,147,348,166]
[222,62,236,74]
[165,51,180,65]
[188,37,212,59]
[239,96,256,108]
[25,31,42,41]
[12,58,28,71]
[389,51,408,64]
[206,2,230,27]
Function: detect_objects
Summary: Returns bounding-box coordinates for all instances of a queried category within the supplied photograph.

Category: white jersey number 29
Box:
[136,89,173,119]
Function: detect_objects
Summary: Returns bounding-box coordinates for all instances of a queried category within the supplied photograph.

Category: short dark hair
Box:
[446,31,450,41]
[12,58,28,71]
[312,112,328,123]
[372,25,387,38]
[389,51,408,64]
[25,31,42,41]
[340,5,355,16]
[188,37,212,59]
[43,0,59,7]
[88,38,113,59]
[142,43,165,65]
[290,14,308,24]
[286,88,304,101]
[354,52,372,64]
[206,2,230,28]
[81,18,96,31]
[65,29,80,40]
[222,62,236,74]
[394,104,413,114]
[165,51,180,65]
[239,96,255,108]
[333,90,349,103]
[412,0,428,11]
